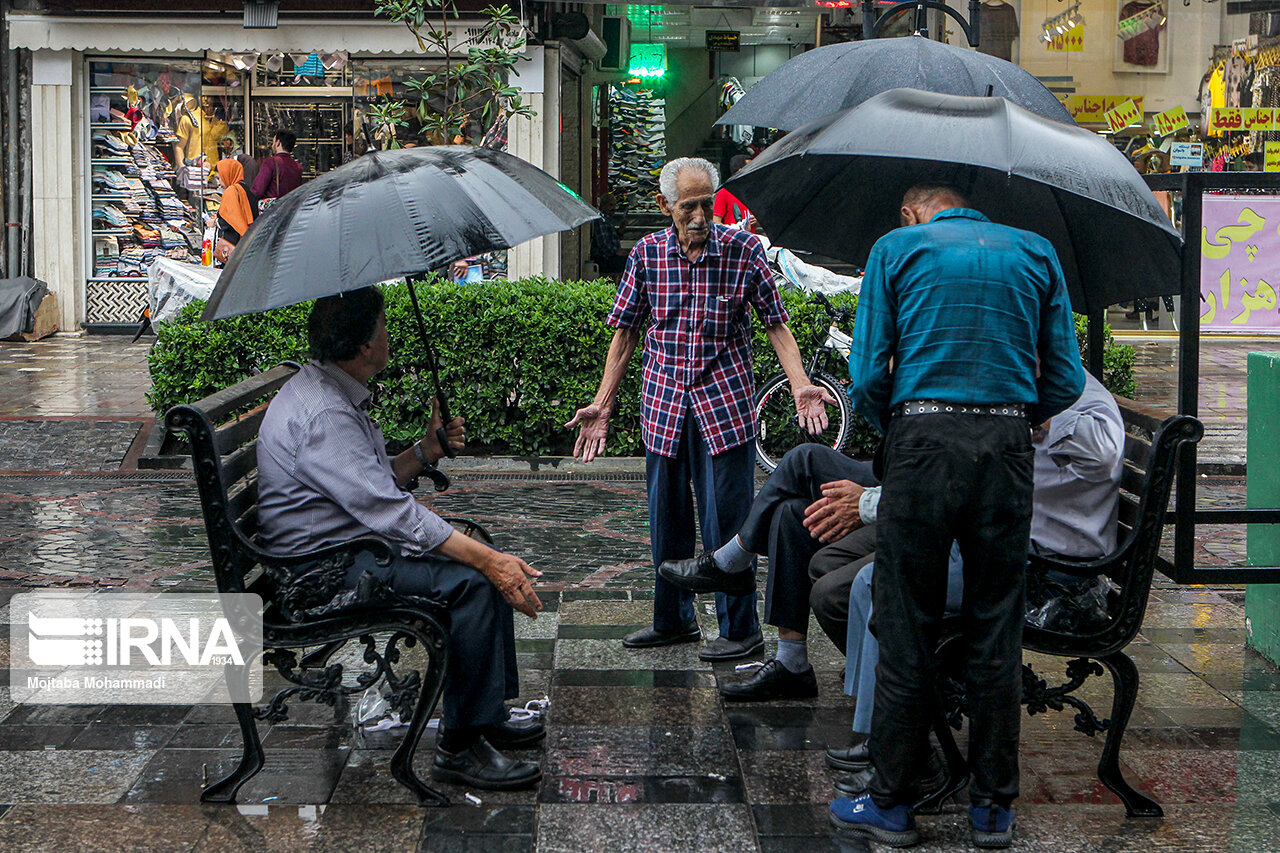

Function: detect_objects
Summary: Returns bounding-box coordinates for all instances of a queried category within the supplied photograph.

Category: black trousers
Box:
[867,412,1032,810]
[343,550,518,731]
[807,523,878,653]
[737,444,877,635]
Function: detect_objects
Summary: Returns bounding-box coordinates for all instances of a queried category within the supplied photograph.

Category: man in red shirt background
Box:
[714,154,756,233]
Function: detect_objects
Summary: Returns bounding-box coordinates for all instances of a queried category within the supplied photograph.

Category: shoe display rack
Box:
[88,65,206,326]
[607,85,666,216]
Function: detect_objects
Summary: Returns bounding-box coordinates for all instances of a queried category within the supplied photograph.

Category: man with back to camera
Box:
[828,184,1084,849]
[566,157,835,662]
[256,287,546,790]
[252,127,303,201]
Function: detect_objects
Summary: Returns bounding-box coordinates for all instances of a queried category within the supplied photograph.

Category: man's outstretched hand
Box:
[803,479,865,544]
[565,402,610,462]
[793,383,838,435]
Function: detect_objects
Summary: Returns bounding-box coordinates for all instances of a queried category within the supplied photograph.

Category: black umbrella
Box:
[726,88,1181,315]
[717,35,1074,130]
[203,145,599,487]
[204,146,599,319]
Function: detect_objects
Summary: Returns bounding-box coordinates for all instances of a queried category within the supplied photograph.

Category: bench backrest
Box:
[1093,396,1203,648]
[165,363,301,595]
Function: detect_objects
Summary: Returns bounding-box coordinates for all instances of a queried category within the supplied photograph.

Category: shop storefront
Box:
[9,9,573,331]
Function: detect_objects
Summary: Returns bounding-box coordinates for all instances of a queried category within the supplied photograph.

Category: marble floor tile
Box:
[0,749,156,803]
[739,750,837,804]
[0,804,213,852]
[535,803,755,853]
[193,803,427,853]
[549,687,723,727]
[553,639,710,672]
[545,725,736,777]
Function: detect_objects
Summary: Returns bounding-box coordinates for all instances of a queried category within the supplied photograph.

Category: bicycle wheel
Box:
[753,370,853,474]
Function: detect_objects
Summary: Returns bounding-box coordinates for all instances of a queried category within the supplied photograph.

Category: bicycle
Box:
[754,292,855,473]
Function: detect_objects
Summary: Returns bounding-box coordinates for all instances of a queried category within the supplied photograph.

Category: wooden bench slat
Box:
[220,441,258,488]
[1123,433,1152,471]
[226,479,259,527]
[215,404,270,457]
[199,364,298,424]
[1115,395,1171,435]
[1120,463,1146,497]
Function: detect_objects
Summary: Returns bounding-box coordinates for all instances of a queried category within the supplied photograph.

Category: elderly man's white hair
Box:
[658,157,720,205]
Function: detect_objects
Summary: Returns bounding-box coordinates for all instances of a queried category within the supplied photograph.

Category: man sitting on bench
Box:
[256,287,545,791]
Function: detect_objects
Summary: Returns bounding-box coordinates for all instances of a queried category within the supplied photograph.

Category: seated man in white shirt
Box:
[257,287,545,791]
[819,373,1125,793]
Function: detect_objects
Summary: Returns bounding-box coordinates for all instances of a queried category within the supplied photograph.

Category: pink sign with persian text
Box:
[1201,195,1280,332]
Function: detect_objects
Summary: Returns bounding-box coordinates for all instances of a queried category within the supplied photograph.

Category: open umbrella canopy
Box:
[202,146,599,321]
[718,35,1073,131]
[726,89,1181,315]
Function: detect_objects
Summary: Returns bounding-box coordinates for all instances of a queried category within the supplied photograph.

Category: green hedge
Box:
[148,279,1134,457]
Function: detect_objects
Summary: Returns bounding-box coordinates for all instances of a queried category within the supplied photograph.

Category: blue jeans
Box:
[845,543,965,733]
[645,411,760,640]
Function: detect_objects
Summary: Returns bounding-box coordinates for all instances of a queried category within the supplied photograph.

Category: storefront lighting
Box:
[1041,3,1084,42]
[628,43,667,79]
[230,52,259,71]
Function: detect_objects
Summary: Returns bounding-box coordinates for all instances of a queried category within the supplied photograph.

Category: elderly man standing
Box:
[829,184,1084,849]
[567,157,833,660]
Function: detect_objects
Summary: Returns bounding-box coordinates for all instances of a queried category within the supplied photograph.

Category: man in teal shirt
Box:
[830,184,1084,849]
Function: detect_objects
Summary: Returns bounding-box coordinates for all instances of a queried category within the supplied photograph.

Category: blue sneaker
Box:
[969,804,1015,849]
[829,794,919,847]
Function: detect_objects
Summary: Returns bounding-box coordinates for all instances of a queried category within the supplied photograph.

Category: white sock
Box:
[775,639,809,673]
[712,536,755,574]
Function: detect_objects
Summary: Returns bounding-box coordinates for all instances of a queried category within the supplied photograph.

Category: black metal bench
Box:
[166,362,477,807]
[926,396,1203,818]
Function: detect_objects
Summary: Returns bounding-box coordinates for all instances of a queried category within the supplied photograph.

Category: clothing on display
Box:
[1118,1,1164,67]
[608,85,667,216]
[977,1,1019,63]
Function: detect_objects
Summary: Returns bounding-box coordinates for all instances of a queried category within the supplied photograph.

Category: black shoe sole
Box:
[721,683,819,702]
[697,638,765,661]
[431,764,543,790]
[971,820,1015,849]
[828,811,920,848]
[622,630,701,649]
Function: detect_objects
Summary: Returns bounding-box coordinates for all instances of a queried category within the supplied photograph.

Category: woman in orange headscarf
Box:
[214,158,258,263]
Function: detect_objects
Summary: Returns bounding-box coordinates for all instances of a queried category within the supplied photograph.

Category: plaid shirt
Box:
[608,224,789,458]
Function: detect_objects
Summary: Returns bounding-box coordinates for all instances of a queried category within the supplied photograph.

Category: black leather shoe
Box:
[834,751,947,800]
[485,715,545,749]
[658,551,757,597]
[826,742,870,773]
[439,714,546,751]
[720,659,819,702]
[432,737,542,790]
[698,630,764,661]
[622,624,702,649]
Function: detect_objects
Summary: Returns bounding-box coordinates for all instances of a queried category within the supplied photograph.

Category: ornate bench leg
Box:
[1097,651,1163,818]
[300,639,346,670]
[916,709,970,814]
[201,698,265,804]
[388,625,451,807]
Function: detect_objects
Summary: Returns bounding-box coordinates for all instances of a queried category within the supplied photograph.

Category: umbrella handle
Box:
[408,280,458,460]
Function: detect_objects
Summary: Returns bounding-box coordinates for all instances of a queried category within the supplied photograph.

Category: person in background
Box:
[212,158,258,264]
[590,193,628,278]
[252,128,303,201]
[449,258,483,283]
[713,154,756,233]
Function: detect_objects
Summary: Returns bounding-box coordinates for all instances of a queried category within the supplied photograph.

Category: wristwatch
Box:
[413,440,430,468]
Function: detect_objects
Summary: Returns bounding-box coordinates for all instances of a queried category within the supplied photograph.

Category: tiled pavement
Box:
[0,334,1278,850]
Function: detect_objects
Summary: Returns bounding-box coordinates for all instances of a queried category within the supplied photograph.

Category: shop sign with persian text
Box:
[706,31,741,52]
[1151,105,1189,136]
[1104,98,1144,133]
[1200,195,1280,332]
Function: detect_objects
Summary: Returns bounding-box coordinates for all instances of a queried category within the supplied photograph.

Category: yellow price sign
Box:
[1104,99,1143,133]
[1243,108,1277,132]
[1266,142,1280,173]
[1151,106,1189,136]
[1210,108,1244,132]
[1046,24,1084,52]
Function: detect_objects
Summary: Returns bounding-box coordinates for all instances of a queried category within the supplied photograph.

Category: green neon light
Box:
[628,44,667,79]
